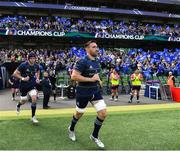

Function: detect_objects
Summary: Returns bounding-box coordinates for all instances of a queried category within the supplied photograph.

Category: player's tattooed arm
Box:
[36,70,40,83]
[13,69,29,81]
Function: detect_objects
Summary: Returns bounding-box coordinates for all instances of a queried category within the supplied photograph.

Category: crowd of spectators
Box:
[0,15,179,36]
[0,47,179,80]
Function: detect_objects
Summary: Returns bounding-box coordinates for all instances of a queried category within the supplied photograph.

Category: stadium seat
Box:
[158,76,166,85]
[56,74,65,85]
[101,75,111,95]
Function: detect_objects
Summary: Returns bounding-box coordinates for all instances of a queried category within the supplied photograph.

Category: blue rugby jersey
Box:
[17,61,39,89]
[74,56,101,96]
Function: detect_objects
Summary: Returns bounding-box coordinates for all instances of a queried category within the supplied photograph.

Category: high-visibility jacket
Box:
[111,73,120,85]
[167,76,174,87]
[131,73,142,86]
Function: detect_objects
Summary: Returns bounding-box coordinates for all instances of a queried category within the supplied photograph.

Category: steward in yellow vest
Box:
[110,69,120,101]
[129,69,143,103]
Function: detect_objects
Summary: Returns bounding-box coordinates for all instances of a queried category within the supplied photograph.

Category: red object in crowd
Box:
[171,87,180,102]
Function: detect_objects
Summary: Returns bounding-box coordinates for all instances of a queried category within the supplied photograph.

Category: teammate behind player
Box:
[68,40,107,149]
[8,75,19,101]
[129,69,143,103]
[13,52,40,124]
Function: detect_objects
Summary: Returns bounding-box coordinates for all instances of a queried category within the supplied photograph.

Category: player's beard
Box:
[91,51,98,57]
[92,54,97,57]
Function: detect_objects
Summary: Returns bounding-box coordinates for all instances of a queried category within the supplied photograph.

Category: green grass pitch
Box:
[1,109,180,150]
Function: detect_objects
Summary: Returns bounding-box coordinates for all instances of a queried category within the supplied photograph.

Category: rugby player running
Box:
[68,40,107,149]
[13,52,40,124]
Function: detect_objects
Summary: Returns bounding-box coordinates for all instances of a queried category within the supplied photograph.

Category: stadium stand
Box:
[0,16,179,37]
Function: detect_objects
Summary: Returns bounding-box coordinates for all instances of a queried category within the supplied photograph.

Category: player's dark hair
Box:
[28,52,36,59]
[84,40,97,48]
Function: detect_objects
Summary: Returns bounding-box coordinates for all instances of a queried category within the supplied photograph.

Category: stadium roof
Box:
[7,0,180,5]
[137,0,180,5]
[0,1,179,19]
